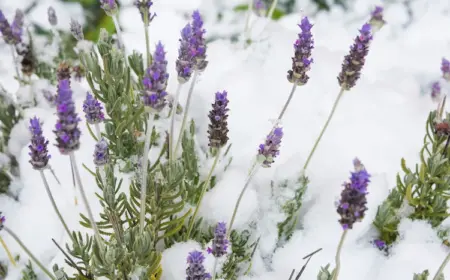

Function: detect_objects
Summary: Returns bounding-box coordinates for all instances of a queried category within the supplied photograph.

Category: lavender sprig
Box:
[93,138,109,167]
[100,0,118,15]
[208,222,228,257]
[431,81,441,103]
[70,18,84,41]
[54,79,81,154]
[207,91,230,149]
[0,10,14,45]
[83,92,104,125]
[10,9,24,44]
[257,126,284,168]
[134,0,155,25]
[254,0,266,17]
[28,117,50,170]
[186,251,211,280]
[287,17,314,86]
[442,58,450,82]
[338,23,373,90]
[176,24,195,83]
[369,6,386,32]
[191,11,208,72]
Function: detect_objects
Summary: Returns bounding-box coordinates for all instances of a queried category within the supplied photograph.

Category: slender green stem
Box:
[10,45,21,85]
[69,159,78,205]
[243,0,253,41]
[433,251,450,280]
[169,83,183,164]
[39,170,71,237]
[4,226,56,280]
[94,123,101,140]
[112,15,126,57]
[227,163,259,238]
[143,14,151,68]
[174,71,198,156]
[332,230,348,280]
[186,150,221,240]
[48,166,61,185]
[277,84,297,121]
[211,258,219,280]
[0,235,16,267]
[267,0,279,19]
[140,113,154,234]
[303,88,345,171]
[70,153,104,249]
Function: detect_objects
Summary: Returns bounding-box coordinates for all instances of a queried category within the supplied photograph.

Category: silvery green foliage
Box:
[413,270,432,280]
[20,261,37,280]
[317,264,333,280]
[373,110,450,246]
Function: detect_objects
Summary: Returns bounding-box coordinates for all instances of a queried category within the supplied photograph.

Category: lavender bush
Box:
[0,2,449,280]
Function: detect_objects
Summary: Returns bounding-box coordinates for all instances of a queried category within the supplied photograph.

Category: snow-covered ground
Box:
[1,0,450,279]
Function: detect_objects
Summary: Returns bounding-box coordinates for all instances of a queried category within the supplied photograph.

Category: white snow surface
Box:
[0,0,449,279]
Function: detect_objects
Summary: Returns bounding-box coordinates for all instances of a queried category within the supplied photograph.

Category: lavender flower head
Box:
[442,58,450,81]
[100,0,118,15]
[338,23,373,90]
[48,7,57,26]
[0,212,4,231]
[337,158,370,230]
[142,42,169,111]
[176,24,195,83]
[70,18,84,41]
[134,0,155,25]
[186,251,211,280]
[287,17,314,86]
[191,10,208,72]
[28,117,51,170]
[83,92,104,124]
[207,222,229,258]
[54,79,81,154]
[0,11,13,44]
[257,126,283,168]
[93,138,109,166]
[369,6,386,31]
[207,91,229,149]
[254,0,266,17]
[374,239,386,250]
[431,81,441,103]
[10,9,24,44]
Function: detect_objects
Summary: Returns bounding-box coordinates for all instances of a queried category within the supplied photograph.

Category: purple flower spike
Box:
[338,23,373,90]
[10,9,24,44]
[142,41,169,111]
[369,6,386,31]
[100,0,118,15]
[254,0,266,17]
[208,91,229,148]
[0,212,4,230]
[70,18,84,41]
[374,239,386,249]
[93,138,109,166]
[207,222,229,258]
[431,81,441,103]
[186,251,211,280]
[258,126,284,168]
[176,24,195,83]
[337,158,370,230]
[287,17,314,86]
[191,10,208,72]
[0,11,15,45]
[83,92,104,124]
[442,58,450,81]
[28,117,51,170]
[134,0,155,25]
[53,79,81,154]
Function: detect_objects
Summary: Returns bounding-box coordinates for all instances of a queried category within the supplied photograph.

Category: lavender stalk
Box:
[432,254,450,280]
[83,92,104,139]
[139,41,169,233]
[208,222,229,280]
[169,83,183,164]
[1,215,55,279]
[186,91,229,239]
[303,23,372,171]
[332,230,348,280]
[186,251,211,280]
[135,0,155,67]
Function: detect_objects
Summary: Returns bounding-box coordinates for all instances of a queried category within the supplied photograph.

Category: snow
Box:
[0,0,450,279]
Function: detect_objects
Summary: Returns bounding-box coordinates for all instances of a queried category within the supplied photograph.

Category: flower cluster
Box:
[207,222,228,257]
[287,17,314,86]
[431,81,441,102]
[54,79,81,154]
[93,138,109,166]
[369,6,386,31]
[176,11,208,82]
[338,23,373,90]
[141,42,169,111]
[257,126,283,167]
[100,0,118,15]
[0,9,23,45]
[186,251,211,280]
[83,92,104,124]
[207,91,229,149]
[70,18,84,41]
[134,0,155,25]
[442,58,450,81]
[337,158,370,230]
[28,117,51,170]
